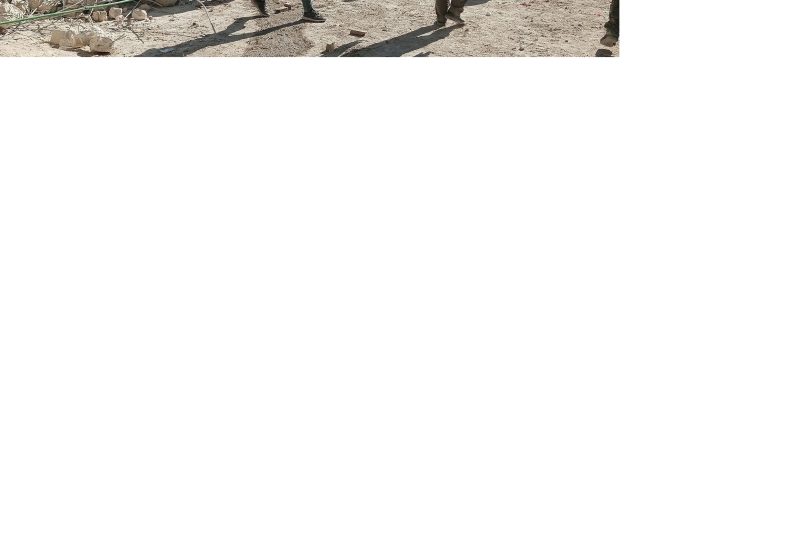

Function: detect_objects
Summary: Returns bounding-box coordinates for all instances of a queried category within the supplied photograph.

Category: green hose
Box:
[1,0,136,26]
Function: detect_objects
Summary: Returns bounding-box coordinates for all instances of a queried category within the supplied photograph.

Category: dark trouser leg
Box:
[448,0,466,16]
[604,0,619,37]
[301,0,313,12]
[435,0,449,22]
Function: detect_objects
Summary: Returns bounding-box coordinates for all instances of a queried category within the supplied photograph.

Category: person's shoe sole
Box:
[445,13,464,25]
[600,34,617,47]
[433,20,445,27]
[302,15,325,22]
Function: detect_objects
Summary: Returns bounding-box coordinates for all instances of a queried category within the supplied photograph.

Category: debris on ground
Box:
[50,26,113,53]
[349,29,365,37]
[0,1,25,22]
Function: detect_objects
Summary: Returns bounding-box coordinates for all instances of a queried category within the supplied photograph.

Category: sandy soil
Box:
[0,0,619,56]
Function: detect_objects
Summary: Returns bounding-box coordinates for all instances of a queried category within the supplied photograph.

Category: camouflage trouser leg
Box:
[435,0,466,22]
[604,0,619,38]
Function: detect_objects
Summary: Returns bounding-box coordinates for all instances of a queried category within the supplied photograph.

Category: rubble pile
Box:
[49,27,112,52]
[1,0,163,54]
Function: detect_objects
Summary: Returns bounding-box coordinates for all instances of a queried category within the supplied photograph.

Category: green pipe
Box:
[0,0,136,26]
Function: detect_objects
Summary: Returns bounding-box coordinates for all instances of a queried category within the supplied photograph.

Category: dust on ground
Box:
[0,0,619,57]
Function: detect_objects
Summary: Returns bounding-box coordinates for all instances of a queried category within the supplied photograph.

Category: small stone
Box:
[349,29,366,37]
[49,29,68,45]
[324,42,335,52]
[77,30,96,46]
[89,34,113,53]
[58,30,81,49]
[108,6,122,16]
[131,8,147,19]
[91,9,108,21]
[0,2,25,21]
[274,6,289,12]
[114,14,123,21]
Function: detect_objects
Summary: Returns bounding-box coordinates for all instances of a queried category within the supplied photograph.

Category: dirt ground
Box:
[0,0,619,56]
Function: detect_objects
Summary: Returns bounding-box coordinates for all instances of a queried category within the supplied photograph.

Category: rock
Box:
[349,29,366,37]
[131,8,146,19]
[89,34,113,53]
[63,0,96,7]
[77,30,95,46]
[58,30,81,49]
[49,29,68,45]
[108,6,122,16]
[324,42,335,53]
[91,9,108,21]
[114,14,122,21]
[9,0,27,11]
[0,2,25,21]
[274,6,289,12]
[150,0,177,6]
[29,0,60,11]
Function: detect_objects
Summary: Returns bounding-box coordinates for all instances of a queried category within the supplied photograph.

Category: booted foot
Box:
[433,19,446,27]
[302,10,325,22]
[252,0,269,16]
[600,32,617,47]
[445,11,464,25]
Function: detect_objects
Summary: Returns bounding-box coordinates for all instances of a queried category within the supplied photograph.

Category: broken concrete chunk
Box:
[349,29,366,37]
[131,8,147,19]
[49,29,68,45]
[77,30,96,46]
[91,9,108,21]
[0,2,25,21]
[28,0,60,12]
[108,6,122,16]
[58,30,81,49]
[89,34,113,53]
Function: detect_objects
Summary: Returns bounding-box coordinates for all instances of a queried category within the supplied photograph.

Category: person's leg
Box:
[435,0,449,23]
[300,0,325,20]
[604,0,619,38]
[600,0,618,45]
[448,0,466,16]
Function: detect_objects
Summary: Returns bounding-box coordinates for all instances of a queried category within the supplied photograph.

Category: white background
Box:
[2,1,799,547]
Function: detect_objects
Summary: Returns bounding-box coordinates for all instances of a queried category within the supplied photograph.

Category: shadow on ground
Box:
[346,23,458,56]
[136,14,300,55]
